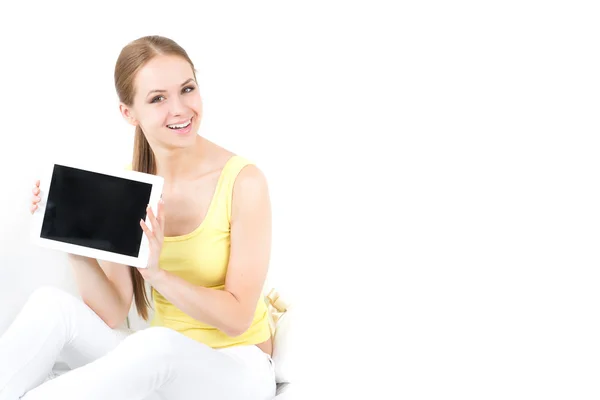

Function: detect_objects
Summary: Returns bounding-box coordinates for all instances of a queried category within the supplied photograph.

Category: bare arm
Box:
[68,255,133,329]
[147,165,272,337]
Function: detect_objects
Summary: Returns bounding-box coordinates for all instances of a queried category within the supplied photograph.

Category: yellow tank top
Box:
[147,155,271,348]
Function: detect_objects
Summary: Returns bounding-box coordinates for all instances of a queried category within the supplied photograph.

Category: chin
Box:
[168,133,197,149]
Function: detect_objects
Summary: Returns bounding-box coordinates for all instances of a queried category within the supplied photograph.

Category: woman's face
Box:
[121,55,203,150]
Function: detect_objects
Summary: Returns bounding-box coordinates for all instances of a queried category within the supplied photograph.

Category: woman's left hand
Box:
[138,198,165,283]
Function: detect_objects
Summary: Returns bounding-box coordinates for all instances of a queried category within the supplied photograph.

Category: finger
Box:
[30,204,37,214]
[157,198,165,230]
[146,206,159,231]
[147,205,163,241]
[35,180,40,188]
[32,187,40,195]
[31,195,40,204]
[140,219,155,241]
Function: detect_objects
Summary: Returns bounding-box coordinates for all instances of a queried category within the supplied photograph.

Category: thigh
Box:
[127,327,276,400]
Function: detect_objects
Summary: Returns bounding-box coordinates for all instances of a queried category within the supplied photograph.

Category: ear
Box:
[119,103,138,127]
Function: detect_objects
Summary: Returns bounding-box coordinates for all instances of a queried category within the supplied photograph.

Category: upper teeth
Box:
[167,120,191,129]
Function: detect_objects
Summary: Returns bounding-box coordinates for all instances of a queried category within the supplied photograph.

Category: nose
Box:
[168,93,186,116]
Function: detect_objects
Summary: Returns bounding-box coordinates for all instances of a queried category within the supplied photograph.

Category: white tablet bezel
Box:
[30,160,164,269]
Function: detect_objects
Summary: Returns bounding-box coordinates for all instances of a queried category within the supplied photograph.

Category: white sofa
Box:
[0,220,293,398]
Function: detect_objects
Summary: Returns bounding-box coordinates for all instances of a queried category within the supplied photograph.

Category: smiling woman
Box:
[0,35,277,400]
[118,51,205,158]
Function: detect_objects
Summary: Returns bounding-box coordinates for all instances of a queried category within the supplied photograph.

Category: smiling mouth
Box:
[166,118,192,130]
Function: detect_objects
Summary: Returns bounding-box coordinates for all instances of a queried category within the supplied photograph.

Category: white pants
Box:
[0,286,276,400]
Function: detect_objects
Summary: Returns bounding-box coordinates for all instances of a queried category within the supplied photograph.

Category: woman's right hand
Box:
[30,179,41,214]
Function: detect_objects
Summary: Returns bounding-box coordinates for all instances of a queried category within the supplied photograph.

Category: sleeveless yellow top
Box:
[141,155,271,348]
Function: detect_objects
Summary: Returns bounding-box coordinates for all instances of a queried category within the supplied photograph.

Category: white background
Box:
[1,1,600,398]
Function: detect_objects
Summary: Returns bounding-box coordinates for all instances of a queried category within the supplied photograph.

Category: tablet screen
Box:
[40,164,152,258]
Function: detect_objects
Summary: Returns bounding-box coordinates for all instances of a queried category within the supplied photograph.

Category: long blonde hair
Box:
[113,35,198,320]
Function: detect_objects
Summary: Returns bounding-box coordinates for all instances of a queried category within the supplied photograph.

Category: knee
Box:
[15,286,76,322]
[26,286,76,309]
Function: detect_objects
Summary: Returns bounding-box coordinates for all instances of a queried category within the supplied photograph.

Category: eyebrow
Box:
[147,78,196,96]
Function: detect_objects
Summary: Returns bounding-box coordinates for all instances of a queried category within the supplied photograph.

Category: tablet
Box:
[30,161,164,268]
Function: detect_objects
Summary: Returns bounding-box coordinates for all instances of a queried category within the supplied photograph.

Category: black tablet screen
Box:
[40,164,152,257]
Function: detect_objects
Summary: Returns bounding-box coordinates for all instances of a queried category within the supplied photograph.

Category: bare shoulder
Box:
[237,163,267,187]
[232,164,269,215]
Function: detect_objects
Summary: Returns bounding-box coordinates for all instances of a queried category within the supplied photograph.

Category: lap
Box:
[116,327,276,399]
[35,288,275,400]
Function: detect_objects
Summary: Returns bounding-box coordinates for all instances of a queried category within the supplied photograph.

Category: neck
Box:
[154,136,204,182]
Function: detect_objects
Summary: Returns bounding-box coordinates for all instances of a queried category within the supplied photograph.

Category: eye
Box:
[183,86,195,94]
[151,95,165,104]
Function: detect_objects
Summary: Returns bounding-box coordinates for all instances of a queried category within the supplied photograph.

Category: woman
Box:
[0,35,276,400]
